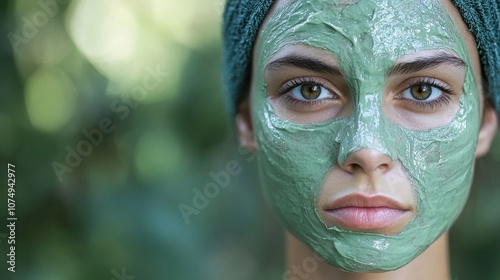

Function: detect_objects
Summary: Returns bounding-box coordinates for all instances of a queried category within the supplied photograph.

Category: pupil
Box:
[411,84,432,100]
[301,83,321,99]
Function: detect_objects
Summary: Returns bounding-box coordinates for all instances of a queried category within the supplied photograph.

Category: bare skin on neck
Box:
[286,232,450,280]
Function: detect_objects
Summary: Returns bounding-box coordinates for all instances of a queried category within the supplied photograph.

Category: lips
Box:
[322,194,413,234]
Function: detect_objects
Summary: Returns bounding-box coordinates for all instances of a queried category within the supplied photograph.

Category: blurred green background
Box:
[0,0,499,279]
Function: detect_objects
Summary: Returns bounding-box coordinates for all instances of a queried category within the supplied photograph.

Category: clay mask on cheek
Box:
[251,0,481,272]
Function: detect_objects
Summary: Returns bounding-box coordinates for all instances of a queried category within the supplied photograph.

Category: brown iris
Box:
[301,83,322,100]
[410,84,432,100]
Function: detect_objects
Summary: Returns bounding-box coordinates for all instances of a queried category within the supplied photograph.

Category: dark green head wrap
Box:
[222,0,500,116]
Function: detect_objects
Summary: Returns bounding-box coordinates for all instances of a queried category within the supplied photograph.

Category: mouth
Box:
[322,194,413,234]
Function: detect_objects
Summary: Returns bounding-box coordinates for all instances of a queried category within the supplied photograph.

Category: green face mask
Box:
[251,0,480,272]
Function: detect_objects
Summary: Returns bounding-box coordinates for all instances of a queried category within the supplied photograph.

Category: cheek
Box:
[252,95,345,236]
[255,107,341,206]
[395,95,480,225]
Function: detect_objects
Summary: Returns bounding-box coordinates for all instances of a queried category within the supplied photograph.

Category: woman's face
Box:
[240,0,496,273]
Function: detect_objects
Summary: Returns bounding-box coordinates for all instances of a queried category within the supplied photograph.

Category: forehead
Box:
[258,0,466,66]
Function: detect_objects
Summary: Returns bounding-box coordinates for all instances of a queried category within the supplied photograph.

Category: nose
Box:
[340,148,394,174]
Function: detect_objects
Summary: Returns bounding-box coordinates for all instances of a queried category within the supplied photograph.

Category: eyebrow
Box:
[387,52,466,76]
[265,54,344,77]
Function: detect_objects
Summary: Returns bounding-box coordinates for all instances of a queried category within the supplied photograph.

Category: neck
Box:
[285,232,450,280]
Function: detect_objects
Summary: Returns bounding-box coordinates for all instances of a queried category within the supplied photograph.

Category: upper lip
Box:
[324,193,410,211]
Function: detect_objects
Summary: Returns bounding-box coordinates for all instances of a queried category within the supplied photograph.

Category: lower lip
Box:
[324,207,408,230]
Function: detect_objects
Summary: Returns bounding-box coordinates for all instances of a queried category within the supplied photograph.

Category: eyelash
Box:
[401,77,456,109]
[277,77,328,95]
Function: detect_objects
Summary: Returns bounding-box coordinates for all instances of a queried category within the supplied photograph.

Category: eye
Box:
[273,77,344,115]
[400,83,443,102]
[288,82,335,101]
[396,77,457,110]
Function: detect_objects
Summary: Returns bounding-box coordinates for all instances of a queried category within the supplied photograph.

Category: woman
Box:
[222,0,499,279]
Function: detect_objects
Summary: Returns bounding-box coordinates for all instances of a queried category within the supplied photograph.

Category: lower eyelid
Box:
[403,94,452,109]
[279,94,336,110]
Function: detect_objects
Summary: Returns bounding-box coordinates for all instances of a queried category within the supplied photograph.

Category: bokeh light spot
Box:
[66,0,139,81]
[25,67,77,133]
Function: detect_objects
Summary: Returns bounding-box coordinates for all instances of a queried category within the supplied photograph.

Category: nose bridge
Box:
[337,94,393,166]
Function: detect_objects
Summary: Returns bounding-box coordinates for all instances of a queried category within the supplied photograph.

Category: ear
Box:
[236,99,257,152]
[475,102,498,158]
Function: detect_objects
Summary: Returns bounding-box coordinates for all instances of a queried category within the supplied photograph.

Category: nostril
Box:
[345,163,363,173]
[340,148,393,174]
[376,163,391,173]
